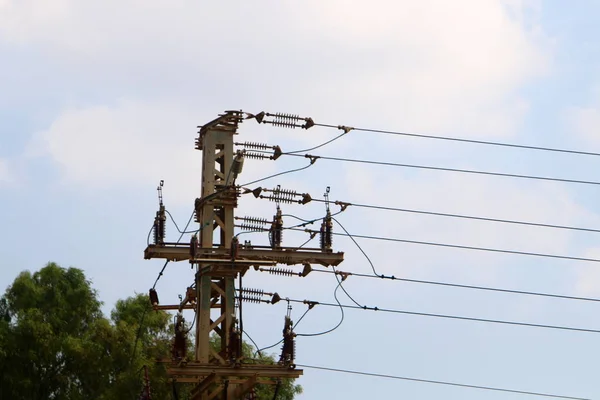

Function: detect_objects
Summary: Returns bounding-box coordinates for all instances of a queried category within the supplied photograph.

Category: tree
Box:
[0,262,110,399]
[0,263,301,400]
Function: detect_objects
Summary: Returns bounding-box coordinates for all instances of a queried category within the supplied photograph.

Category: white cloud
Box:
[28,99,282,203]
[14,0,553,198]
[336,164,598,283]
[5,0,550,137]
[0,158,12,183]
[566,90,600,145]
[574,248,600,297]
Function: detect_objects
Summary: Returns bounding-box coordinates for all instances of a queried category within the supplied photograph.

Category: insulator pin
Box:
[241,294,263,304]
[245,152,269,160]
[266,267,297,277]
[237,216,269,225]
[262,112,315,130]
[230,150,245,181]
[153,206,166,245]
[320,214,333,251]
[241,287,265,296]
[235,141,273,150]
[260,186,312,205]
[237,223,269,232]
[270,209,283,248]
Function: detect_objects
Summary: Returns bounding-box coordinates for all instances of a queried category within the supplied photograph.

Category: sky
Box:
[2,0,600,399]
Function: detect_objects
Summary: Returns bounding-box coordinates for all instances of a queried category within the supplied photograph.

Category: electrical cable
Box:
[309,268,600,304]
[271,380,281,400]
[146,223,154,246]
[331,217,378,275]
[313,121,600,159]
[252,303,315,358]
[288,227,600,264]
[131,209,195,369]
[254,339,284,358]
[253,284,342,357]
[239,160,315,187]
[298,236,314,249]
[282,297,600,335]
[332,265,363,308]
[166,209,201,234]
[285,131,349,155]
[184,311,197,335]
[296,364,589,400]
[171,380,180,400]
[296,281,345,337]
[152,210,195,289]
[308,198,600,234]
[243,330,262,356]
[294,307,311,327]
[279,152,600,187]
[282,210,344,228]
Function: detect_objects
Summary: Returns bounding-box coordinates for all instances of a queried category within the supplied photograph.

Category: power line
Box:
[132,209,195,369]
[239,159,315,187]
[297,363,590,400]
[309,268,600,304]
[289,227,600,264]
[253,304,314,357]
[296,278,345,337]
[308,198,600,234]
[332,217,379,275]
[285,130,349,155]
[279,152,600,187]
[283,297,600,334]
[314,122,600,159]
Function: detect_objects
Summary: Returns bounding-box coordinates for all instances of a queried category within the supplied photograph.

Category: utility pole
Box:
[144,110,344,399]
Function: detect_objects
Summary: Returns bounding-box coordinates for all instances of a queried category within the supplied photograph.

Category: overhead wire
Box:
[252,305,313,358]
[313,121,600,159]
[296,364,590,400]
[308,198,600,234]
[309,268,600,304]
[235,125,351,187]
[289,227,600,264]
[254,338,284,358]
[131,208,195,369]
[332,217,379,275]
[331,265,363,308]
[282,297,600,335]
[296,279,346,337]
[166,209,202,234]
[239,160,315,187]
[284,130,349,155]
[277,152,600,187]
[243,330,261,357]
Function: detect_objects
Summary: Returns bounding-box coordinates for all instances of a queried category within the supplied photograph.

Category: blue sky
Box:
[2,1,600,399]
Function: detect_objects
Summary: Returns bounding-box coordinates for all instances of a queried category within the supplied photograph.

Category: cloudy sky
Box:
[2,0,600,398]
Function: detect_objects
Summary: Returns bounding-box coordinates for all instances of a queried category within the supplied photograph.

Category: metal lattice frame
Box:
[144,110,344,399]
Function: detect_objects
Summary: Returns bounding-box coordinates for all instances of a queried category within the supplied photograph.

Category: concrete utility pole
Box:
[144,110,344,399]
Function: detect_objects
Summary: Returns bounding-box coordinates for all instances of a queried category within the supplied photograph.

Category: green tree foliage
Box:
[0,263,106,399]
[0,263,301,400]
